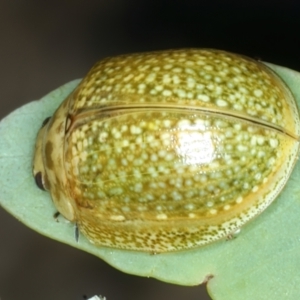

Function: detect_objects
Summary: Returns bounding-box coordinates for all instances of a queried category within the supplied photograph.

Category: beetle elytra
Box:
[33,49,300,252]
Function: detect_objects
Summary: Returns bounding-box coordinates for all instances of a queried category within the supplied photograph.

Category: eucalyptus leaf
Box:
[1,62,300,300]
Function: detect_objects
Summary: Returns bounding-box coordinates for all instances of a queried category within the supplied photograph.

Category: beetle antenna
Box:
[75,223,80,242]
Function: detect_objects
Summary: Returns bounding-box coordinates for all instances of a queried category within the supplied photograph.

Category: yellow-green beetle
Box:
[33,49,300,253]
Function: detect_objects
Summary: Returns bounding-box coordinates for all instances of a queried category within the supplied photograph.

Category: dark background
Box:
[1,1,300,299]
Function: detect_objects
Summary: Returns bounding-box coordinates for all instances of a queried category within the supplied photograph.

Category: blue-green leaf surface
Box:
[1,62,300,299]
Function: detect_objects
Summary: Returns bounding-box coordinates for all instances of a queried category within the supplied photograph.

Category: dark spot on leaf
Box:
[53,211,60,221]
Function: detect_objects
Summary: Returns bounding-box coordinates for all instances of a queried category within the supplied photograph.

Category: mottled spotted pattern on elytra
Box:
[33,49,300,253]
[70,49,299,136]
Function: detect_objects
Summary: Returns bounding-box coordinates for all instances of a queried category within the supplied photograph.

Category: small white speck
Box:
[224,205,231,210]
[176,89,186,98]
[164,64,173,70]
[163,120,172,127]
[156,213,168,220]
[197,94,210,102]
[162,89,172,96]
[121,140,129,147]
[97,191,106,198]
[108,187,123,196]
[150,153,158,161]
[206,201,214,207]
[121,158,128,166]
[199,175,208,183]
[204,65,213,71]
[237,144,248,152]
[160,194,167,200]
[216,99,228,107]
[98,132,108,142]
[233,103,243,110]
[113,131,121,139]
[257,150,265,158]
[177,119,191,127]
[232,67,241,73]
[110,215,125,221]
[172,75,181,84]
[165,153,174,161]
[239,86,249,94]
[161,132,171,140]
[72,146,78,156]
[83,139,88,148]
[138,83,146,90]
[254,89,263,97]
[173,67,182,73]
[158,149,167,157]
[134,182,143,192]
[121,206,130,212]
[172,191,183,201]
[185,203,195,210]
[269,138,278,148]
[236,196,243,203]
[234,123,242,131]
[185,68,196,75]
[146,194,154,201]
[155,85,163,91]
[79,151,87,162]
[185,179,193,186]
[250,136,257,146]
[243,182,250,189]
[186,91,194,99]
[146,134,155,143]
[145,73,157,83]
[257,136,265,145]
[162,75,171,84]
[196,83,205,90]
[133,169,142,178]
[214,76,222,83]
[130,125,142,134]
[137,206,147,211]
[121,125,128,132]
[255,173,262,181]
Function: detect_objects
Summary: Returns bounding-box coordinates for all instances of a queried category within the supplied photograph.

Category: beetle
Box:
[33,49,300,253]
